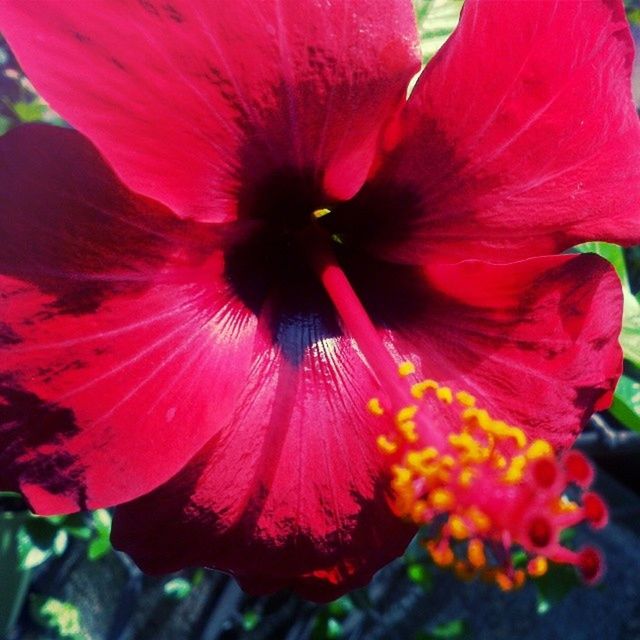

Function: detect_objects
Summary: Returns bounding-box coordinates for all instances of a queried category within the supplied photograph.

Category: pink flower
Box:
[1,0,639,600]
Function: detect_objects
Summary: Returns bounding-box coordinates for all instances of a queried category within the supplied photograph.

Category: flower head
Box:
[0,0,639,600]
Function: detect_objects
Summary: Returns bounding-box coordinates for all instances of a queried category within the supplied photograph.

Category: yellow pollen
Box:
[398,361,416,377]
[436,386,453,404]
[463,407,492,429]
[391,464,412,488]
[397,420,419,443]
[406,447,439,473]
[494,571,515,592]
[454,561,476,582]
[426,541,454,567]
[376,435,398,455]
[367,397,384,416]
[506,425,527,448]
[410,379,438,399]
[503,454,527,483]
[526,439,553,460]
[492,453,508,470]
[411,500,428,520]
[554,497,579,514]
[527,556,549,577]
[455,390,476,407]
[466,506,491,533]
[467,539,486,569]
[429,488,455,510]
[312,207,331,219]
[448,432,490,464]
[396,405,418,425]
[448,515,470,540]
[458,467,475,487]
[513,570,526,590]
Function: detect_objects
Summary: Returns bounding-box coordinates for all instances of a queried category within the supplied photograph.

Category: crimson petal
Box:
[0,125,256,513]
[0,0,420,221]
[360,0,640,264]
[112,310,414,601]
[384,253,622,449]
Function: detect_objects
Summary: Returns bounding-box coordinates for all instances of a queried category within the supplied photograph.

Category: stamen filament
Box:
[310,236,425,416]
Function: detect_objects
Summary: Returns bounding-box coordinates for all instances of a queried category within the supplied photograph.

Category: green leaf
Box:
[87,509,112,560]
[0,513,32,638]
[327,596,354,618]
[575,242,640,363]
[575,242,629,287]
[325,618,343,639]
[406,562,433,591]
[13,100,48,123]
[30,596,85,640]
[92,509,112,533]
[13,516,69,569]
[429,619,467,639]
[163,577,192,599]
[610,374,640,432]
[242,610,260,631]
[415,0,463,62]
[87,535,111,561]
[620,290,640,369]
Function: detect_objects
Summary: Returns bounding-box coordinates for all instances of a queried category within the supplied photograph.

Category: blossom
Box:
[0,0,639,600]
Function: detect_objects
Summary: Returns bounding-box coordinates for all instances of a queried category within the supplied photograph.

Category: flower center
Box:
[310,225,607,590]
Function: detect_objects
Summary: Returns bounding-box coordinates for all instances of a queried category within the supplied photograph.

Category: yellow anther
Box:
[398,361,416,377]
[440,455,455,469]
[436,386,453,404]
[466,506,491,533]
[482,420,526,448]
[506,425,527,448]
[448,432,475,449]
[367,397,384,416]
[503,454,527,483]
[455,390,476,407]
[527,556,549,578]
[454,561,476,582]
[450,432,489,464]
[398,420,419,443]
[458,467,475,488]
[526,439,553,460]
[395,405,418,425]
[312,207,331,219]
[467,539,486,569]
[494,571,515,592]
[492,453,508,470]
[406,447,438,473]
[391,464,412,488]
[513,570,526,590]
[376,435,398,455]
[463,407,492,429]
[410,379,438,399]
[426,541,454,567]
[411,499,428,521]
[429,488,455,510]
[554,497,579,514]
[448,515,470,540]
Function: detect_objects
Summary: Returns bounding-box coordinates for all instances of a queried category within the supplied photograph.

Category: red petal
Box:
[112,314,414,600]
[0,125,256,512]
[362,0,640,263]
[388,254,622,449]
[0,0,419,221]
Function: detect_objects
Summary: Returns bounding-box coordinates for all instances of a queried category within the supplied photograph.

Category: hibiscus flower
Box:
[1,0,639,600]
